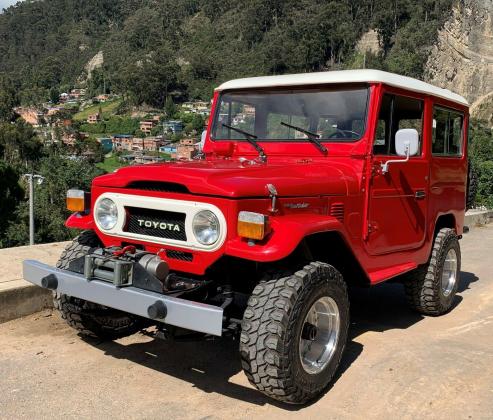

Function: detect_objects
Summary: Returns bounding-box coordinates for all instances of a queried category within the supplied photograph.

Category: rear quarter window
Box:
[432,107,464,157]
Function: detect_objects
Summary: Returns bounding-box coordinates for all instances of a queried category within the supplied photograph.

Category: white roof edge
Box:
[215,69,469,107]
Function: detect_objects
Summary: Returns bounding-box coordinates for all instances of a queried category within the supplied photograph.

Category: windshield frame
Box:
[210,83,370,143]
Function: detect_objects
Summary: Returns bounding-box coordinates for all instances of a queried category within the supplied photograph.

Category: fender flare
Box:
[65,212,95,230]
[225,214,344,262]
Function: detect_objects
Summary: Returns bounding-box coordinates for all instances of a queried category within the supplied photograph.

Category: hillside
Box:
[0,0,457,107]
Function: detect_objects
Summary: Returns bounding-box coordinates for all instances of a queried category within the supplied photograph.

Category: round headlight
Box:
[193,210,220,245]
[96,198,118,230]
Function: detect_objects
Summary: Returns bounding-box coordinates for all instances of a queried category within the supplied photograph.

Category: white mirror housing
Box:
[380,129,419,174]
[395,128,419,157]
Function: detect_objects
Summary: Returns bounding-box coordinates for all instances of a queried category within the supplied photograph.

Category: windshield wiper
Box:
[280,121,328,155]
[222,123,267,162]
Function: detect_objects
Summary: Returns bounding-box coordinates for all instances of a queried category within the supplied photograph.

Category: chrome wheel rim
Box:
[441,248,458,297]
[299,296,340,375]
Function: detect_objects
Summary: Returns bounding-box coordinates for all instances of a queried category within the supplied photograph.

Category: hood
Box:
[93,159,353,198]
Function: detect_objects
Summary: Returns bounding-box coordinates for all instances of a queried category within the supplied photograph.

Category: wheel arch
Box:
[433,213,457,237]
[298,230,370,286]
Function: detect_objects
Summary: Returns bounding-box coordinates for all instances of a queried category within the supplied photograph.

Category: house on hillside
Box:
[182,101,210,116]
[87,113,101,124]
[62,131,87,147]
[112,134,134,151]
[176,138,199,160]
[159,143,177,155]
[70,89,86,99]
[131,136,165,152]
[163,120,183,134]
[139,119,157,135]
[97,137,113,154]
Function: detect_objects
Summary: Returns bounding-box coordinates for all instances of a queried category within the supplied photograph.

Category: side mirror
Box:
[395,128,419,157]
[380,129,419,174]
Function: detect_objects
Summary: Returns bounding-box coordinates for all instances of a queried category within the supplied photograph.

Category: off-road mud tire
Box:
[404,228,461,316]
[466,159,478,211]
[53,230,144,340]
[240,262,349,404]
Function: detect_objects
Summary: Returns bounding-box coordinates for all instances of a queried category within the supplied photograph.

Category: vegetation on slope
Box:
[0,0,456,105]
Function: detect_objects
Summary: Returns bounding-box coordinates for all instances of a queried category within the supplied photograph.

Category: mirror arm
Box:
[380,145,410,174]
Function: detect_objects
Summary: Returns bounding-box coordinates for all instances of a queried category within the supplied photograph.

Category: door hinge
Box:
[367,222,378,234]
[371,163,383,177]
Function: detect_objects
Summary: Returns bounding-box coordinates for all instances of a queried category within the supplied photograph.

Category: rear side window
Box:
[432,107,464,156]
[374,94,423,155]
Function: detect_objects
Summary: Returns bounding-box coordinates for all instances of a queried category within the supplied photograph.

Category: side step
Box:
[22,259,223,336]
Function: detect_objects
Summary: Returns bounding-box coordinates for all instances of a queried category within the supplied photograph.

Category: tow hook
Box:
[147,300,167,319]
[41,273,58,290]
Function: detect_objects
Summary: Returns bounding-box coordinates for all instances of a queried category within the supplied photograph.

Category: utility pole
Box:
[23,173,45,246]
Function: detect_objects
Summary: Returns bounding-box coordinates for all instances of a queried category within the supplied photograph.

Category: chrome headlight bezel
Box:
[192,210,220,245]
[95,197,119,230]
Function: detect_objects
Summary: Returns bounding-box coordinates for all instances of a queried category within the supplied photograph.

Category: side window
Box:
[373,94,423,155]
[374,94,392,154]
[449,112,463,155]
[432,107,464,156]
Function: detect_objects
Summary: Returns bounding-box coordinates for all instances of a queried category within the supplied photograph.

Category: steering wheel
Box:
[327,129,360,139]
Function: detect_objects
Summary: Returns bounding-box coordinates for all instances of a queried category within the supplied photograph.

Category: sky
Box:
[0,0,20,11]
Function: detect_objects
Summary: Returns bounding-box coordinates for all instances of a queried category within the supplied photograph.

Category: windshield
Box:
[212,86,369,142]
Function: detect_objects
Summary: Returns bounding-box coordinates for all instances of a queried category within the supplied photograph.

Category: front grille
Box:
[126,181,189,194]
[124,207,186,241]
[166,250,193,262]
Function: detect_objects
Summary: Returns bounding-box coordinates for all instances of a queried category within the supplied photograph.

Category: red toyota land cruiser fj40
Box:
[23,69,470,404]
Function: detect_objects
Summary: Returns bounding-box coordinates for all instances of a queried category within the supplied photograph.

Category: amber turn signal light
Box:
[237,211,269,241]
[66,189,87,212]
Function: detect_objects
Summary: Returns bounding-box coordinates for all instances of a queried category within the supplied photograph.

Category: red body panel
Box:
[68,83,468,284]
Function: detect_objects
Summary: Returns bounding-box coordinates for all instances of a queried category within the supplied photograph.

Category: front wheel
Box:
[54,230,145,340]
[239,262,349,404]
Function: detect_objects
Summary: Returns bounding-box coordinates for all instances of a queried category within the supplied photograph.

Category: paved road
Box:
[1,226,492,419]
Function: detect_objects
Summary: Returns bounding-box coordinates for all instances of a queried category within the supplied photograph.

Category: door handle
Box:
[415,190,426,199]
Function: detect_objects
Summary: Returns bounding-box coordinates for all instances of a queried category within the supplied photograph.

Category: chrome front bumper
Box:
[22,260,223,336]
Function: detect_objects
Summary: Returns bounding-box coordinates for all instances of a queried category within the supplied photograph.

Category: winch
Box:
[73,246,204,295]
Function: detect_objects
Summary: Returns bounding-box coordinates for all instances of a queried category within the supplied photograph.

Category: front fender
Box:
[225,214,343,262]
[65,212,95,230]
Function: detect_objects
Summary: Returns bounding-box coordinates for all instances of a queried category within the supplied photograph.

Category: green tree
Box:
[0,162,24,247]
[49,87,60,104]
[164,96,177,119]
[0,75,18,121]
[135,129,146,138]
[476,161,493,208]
[0,121,42,167]
[4,152,104,246]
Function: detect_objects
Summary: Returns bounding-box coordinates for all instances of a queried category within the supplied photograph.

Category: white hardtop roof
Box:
[215,69,468,106]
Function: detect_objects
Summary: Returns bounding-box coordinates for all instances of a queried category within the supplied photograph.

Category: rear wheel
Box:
[240,262,349,404]
[404,228,461,315]
[466,159,478,210]
[53,230,144,339]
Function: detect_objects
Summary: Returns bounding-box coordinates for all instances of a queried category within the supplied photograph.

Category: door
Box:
[367,93,429,255]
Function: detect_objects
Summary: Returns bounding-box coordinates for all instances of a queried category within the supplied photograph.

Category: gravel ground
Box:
[1,226,492,419]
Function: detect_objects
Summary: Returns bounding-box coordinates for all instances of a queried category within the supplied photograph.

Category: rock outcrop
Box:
[425,0,493,123]
[84,51,104,80]
[355,29,381,55]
